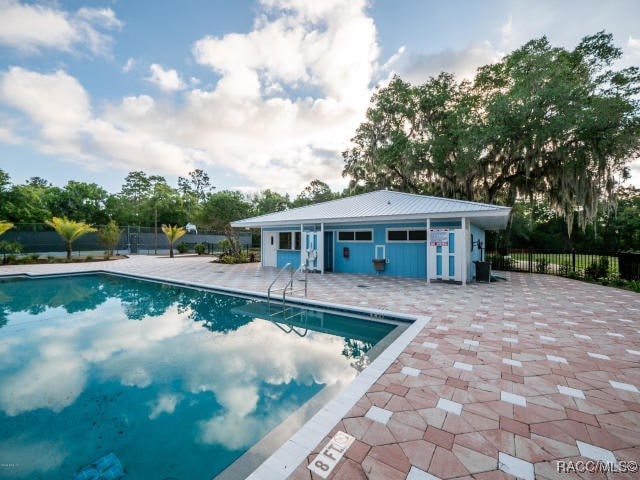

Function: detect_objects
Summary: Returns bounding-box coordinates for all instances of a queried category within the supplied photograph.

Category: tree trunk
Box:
[66,242,72,260]
[169,241,174,258]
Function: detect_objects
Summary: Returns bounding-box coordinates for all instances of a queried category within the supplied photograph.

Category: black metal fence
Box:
[486,249,640,280]
[0,224,252,257]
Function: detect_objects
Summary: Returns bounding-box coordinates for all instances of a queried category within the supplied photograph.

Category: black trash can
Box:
[474,261,491,282]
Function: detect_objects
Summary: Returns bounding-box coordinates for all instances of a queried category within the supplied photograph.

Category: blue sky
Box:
[1,0,639,195]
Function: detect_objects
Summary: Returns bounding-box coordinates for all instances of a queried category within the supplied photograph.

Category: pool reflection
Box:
[0,274,394,479]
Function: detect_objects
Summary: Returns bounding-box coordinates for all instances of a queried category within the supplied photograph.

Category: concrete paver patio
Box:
[2,255,639,479]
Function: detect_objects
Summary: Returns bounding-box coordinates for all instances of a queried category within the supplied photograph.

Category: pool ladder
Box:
[267,263,308,329]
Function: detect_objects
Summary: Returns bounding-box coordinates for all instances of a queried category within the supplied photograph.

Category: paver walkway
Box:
[2,255,639,479]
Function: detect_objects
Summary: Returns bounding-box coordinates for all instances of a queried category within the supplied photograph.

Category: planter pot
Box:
[373,259,386,272]
[474,260,491,282]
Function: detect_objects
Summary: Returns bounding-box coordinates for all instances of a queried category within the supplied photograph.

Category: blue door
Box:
[324,232,334,272]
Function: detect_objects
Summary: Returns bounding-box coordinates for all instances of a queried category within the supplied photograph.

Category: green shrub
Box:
[176,242,189,254]
[3,254,17,265]
[535,258,549,274]
[1,240,22,264]
[194,243,207,255]
[99,220,122,259]
[630,280,640,293]
[585,256,610,280]
[612,277,628,288]
[86,255,93,261]
[219,253,248,264]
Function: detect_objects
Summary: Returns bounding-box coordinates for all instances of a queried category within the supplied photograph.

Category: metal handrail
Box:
[267,262,309,318]
[267,262,293,301]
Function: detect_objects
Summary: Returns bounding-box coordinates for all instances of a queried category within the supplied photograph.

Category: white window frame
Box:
[336,229,374,243]
[385,227,428,243]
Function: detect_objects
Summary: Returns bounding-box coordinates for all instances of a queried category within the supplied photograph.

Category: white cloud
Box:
[0,0,121,56]
[146,64,186,92]
[0,0,380,193]
[623,36,640,67]
[0,67,198,174]
[500,15,513,47]
[0,67,91,149]
[0,125,22,144]
[388,41,502,83]
[122,57,135,73]
[148,393,184,419]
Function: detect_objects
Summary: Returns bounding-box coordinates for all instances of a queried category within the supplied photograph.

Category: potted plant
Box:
[372,258,386,271]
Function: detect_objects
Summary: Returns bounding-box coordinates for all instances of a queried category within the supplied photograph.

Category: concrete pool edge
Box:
[244,314,432,480]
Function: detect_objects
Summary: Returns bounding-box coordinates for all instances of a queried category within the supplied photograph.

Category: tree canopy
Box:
[343,32,640,238]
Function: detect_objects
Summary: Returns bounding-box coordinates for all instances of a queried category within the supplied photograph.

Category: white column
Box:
[461,217,467,286]
[260,228,264,268]
[426,218,431,285]
[319,222,324,274]
[300,224,304,269]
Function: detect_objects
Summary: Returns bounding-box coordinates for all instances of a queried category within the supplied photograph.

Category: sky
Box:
[0,0,639,196]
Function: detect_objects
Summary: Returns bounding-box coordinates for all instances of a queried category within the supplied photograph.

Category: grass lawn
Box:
[506,252,619,273]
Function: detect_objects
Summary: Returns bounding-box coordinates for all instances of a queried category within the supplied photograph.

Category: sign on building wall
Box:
[429,228,449,246]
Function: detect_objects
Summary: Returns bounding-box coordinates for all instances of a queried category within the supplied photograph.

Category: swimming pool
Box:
[0,273,399,479]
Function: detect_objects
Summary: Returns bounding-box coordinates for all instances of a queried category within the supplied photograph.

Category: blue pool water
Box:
[0,274,396,479]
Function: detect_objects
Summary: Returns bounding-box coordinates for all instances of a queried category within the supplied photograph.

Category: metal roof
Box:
[231,190,511,229]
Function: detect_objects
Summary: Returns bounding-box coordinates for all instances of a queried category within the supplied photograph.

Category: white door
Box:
[428,229,463,282]
[262,231,277,267]
[303,232,319,271]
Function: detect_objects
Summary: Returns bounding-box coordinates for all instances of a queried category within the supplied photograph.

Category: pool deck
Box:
[2,255,639,479]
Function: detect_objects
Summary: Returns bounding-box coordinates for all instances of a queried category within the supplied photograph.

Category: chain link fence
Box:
[1,223,252,257]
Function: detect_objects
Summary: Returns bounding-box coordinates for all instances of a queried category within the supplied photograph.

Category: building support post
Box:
[300,223,304,270]
[320,222,324,274]
[461,217,467,286]
[426,218,431,285]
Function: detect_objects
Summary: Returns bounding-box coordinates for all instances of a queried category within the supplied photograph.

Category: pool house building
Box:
[231,190,511,284]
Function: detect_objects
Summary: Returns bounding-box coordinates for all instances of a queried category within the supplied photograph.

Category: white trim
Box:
[232,209,510,229]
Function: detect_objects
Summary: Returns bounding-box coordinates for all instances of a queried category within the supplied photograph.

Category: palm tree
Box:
[0,221,13,236]
[161,224,186,258]
[46,217,97,260]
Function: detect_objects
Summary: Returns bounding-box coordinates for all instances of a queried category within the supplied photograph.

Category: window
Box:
[279,231,302,250]
[387,230,407,241]
[279,232,292,249]
[387,229,427,242]
[337,230,372,242]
